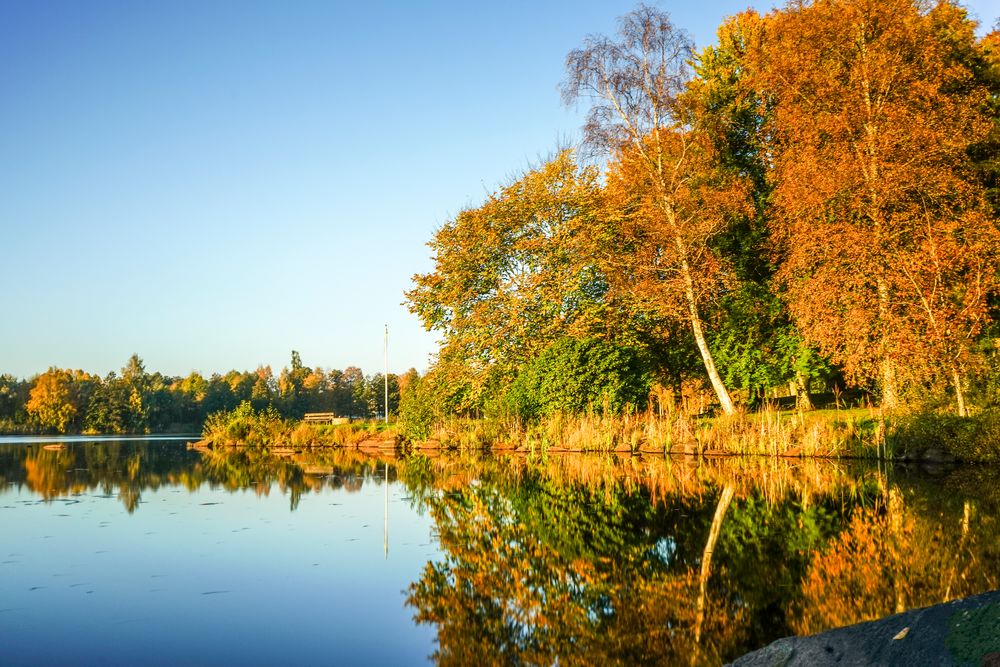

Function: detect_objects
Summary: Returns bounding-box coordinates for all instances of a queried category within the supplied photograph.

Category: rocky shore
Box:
[730,589,1000,666]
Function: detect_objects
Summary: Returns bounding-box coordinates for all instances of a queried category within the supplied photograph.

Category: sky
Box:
[2,1,997,380]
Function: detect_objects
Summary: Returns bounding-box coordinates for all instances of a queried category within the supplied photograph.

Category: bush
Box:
[398,376,438,441]
[203,401,286,447]
[501,337,651,421]
[890,409,1000,463]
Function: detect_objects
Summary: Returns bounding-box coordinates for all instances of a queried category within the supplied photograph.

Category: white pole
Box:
[383,324,389,424]
[384,462,388,560]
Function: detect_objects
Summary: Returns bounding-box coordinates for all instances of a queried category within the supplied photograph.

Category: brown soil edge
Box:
[188,437,961,466]
[728,589,1000,666]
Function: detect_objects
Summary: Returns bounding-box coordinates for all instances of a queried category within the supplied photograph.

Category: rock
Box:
[729,589,1000,666]
[922,447,955,464]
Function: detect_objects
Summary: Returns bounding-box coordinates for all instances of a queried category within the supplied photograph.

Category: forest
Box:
[402,0,1000,450]
[0,352,412,435]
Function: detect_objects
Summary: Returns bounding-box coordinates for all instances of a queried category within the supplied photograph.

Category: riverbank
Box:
[198,403,1000,463]
[730,589,1000,666]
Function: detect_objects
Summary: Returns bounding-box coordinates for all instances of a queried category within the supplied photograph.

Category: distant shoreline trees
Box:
[0,352,411,435]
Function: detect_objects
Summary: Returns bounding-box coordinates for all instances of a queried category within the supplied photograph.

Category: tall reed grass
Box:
[406,405,884,459]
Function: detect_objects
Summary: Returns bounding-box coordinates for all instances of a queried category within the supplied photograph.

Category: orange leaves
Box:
[405,151,614,406]
[753,0,1000,398]
[25,367,94,434]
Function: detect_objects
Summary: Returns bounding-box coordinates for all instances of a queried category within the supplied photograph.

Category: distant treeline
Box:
[0,352,416,435]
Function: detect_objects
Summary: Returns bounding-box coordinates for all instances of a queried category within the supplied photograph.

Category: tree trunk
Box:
[795,371,814,411]
[877,278,900,411]
[694,484,735,644]
[952,367,968,418]
[680,258,736,415]
[880,358,900,411]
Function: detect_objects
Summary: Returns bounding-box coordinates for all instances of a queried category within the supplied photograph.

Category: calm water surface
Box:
[2,438,999,665]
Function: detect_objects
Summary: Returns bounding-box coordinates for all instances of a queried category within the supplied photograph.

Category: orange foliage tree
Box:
[753,0,1000,410]
[25,367,95,434]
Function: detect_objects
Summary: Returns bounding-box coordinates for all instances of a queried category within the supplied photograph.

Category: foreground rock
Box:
[729,589,1000,666]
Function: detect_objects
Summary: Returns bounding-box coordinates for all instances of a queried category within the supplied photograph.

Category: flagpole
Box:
[383,324,389,424]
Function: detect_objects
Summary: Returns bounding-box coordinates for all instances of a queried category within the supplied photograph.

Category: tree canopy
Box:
[407,1,1000,420]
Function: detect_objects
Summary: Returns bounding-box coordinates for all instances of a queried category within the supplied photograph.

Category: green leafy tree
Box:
[503,337,651,420]
[83,373,130,434]
[0,374,30,422]
[340,366,366,417]
[278,350,312,417]
[399,373,438,440]
[360,373,400,420]
[118,354,151,432]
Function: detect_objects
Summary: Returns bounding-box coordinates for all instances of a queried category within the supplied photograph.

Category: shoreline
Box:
[188,436,968,466]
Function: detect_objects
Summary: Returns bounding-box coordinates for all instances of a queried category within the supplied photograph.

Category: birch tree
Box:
[563,5,751,414]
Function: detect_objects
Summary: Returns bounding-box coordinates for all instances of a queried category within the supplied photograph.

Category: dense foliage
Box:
[406,1,1000,426]
[502,338,651,420]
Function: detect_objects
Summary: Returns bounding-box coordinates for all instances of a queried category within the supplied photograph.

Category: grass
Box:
[201,402,400,449]
[692,406,880,458]
[888,409,1000,463]
[404,405,882,458]
[203,399,1000,463]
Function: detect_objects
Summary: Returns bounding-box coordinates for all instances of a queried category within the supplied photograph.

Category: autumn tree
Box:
[692,12,831,408]
[970,20,1000,214]
[250,365,276,409]
[754,0,1000,411]
[407,151,637,410]
[26,367,95,433]
[563,5,752,414]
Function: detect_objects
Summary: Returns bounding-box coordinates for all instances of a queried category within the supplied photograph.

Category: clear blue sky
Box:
[2,1,997,379]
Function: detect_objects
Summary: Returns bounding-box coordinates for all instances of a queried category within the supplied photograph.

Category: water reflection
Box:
[0,441,392,512]
[397,454,1000,665]
[2,441,999,664]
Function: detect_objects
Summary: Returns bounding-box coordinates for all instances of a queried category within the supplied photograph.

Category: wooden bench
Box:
[303,413,349,425]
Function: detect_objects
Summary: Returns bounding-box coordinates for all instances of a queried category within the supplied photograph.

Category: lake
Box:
[1,438,998,665]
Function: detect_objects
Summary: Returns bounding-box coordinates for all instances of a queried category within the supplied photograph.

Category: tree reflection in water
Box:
[398,454,1000,666]
[0,442,391,513]
[2,443,999,663]
[1,441,202,513]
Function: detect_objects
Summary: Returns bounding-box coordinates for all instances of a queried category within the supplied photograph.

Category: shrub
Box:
[889,409,1000,463]
[398,375,438,441]
[502,337,651,421]
[203,401,286,447]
